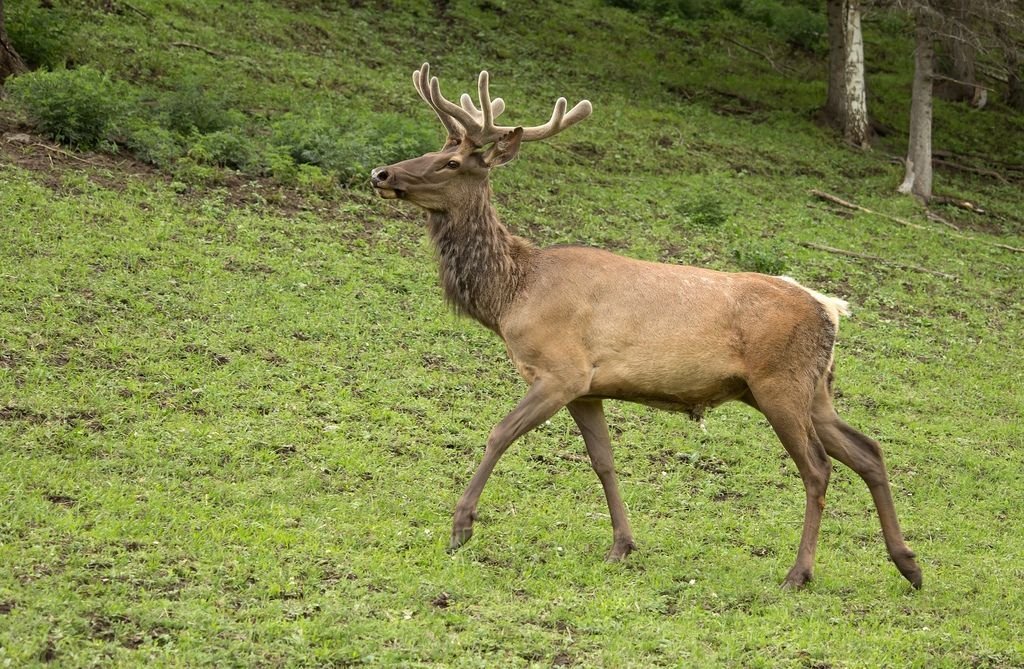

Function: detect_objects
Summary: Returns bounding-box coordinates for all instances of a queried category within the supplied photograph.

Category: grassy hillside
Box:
[1,0,1023,666]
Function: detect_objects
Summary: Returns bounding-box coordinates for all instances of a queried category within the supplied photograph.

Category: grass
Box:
[1,0,1023,666]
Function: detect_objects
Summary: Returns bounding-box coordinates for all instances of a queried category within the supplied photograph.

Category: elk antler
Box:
[413,62,592,147]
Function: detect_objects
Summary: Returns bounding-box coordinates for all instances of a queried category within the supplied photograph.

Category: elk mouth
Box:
[373,185,405,200]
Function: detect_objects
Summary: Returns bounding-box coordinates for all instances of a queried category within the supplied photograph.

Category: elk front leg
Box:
[448,378,574,552]
[567,399,635,561]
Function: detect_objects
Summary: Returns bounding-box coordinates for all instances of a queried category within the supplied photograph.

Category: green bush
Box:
[6,66,129,149]
[732,241,788,274]
[187,130,256,170]
[4,2,69,69]
[158,77,245,135]
[677,192,728,227]
[607,0,718,19]
[739,0,825,53]
[608,0,824,51]
[121,118,185,168]
[270,111,435,185]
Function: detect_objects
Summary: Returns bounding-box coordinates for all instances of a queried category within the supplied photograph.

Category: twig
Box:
[798,241,958,280]
[722,36,791,74]
[170,41,226,59]
[810,189,1024,254]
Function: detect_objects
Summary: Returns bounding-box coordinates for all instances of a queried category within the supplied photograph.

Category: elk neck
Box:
[425,182,535,333]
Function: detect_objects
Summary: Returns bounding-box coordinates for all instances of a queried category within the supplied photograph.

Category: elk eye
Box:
[446,160,460,169]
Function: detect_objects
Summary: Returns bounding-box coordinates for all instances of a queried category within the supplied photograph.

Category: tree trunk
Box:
[825,0,846,122]
[841,0,869,147]
[1007,42,1024,111]
[898,15,935,201]
[0,0,27,84]
[824,0,869,148]
[994,21,1024,111]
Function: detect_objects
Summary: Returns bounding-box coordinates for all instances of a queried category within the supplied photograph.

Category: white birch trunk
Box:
[825,0,869,148]
[842,0,869,148]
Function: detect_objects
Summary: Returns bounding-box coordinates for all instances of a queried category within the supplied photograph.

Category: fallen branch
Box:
[798,241,957,280]
[30,142,105,166]
[933,149,1024,173]
[170,41,225,59]
[120,1,153,20]
[925,210,959,231]
[810,189,1024,254]
[930,73,994,92]
[929,195,987,215]
[933,157,1011,184]
[811,189,929,232]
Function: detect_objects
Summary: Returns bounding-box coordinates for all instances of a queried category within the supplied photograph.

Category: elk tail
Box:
[777,276,851,331]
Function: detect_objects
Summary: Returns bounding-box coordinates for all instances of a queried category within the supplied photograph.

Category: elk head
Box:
[370,63,592,211]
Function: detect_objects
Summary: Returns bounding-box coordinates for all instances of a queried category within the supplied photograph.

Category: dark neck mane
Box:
[425,183,534,332]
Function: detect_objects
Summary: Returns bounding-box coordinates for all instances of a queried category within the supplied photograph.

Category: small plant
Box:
[4,2,69,69]
[120,118,185,168]
[158,76,245,135]
[270,112,349,170]
[732,241,788,274]
[270,110,435,185]
[187,129,256,170]
[6,66,129,149]
[677,192,728,227]
[606,0,718,19]
[738,0,825,53]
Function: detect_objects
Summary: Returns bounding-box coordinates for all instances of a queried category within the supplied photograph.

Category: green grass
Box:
[2,0,1023,667]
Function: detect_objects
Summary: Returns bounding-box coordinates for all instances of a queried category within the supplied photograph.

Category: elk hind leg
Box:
[753,385,833,589]
[567,399,635,561]
[812,387,922,588]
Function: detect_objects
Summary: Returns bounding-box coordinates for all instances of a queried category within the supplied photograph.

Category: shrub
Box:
[121,118,185,168]
[6,66,129,149]
[4,2,68,69]
[158,76,245,135]
[270,110,435,185]
[187,130,256,170]
[770,4,826,53]
[607,0,718,19]
[677,192,728,227]
[732,241,788,274]
[739,0,825,53]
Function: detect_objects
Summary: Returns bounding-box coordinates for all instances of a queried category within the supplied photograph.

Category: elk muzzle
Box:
[370,166,403,199]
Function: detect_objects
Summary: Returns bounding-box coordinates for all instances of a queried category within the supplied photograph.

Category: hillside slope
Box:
[1,1,1023,666]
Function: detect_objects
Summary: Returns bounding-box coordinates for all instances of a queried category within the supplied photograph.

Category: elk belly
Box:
[584,353,748,417]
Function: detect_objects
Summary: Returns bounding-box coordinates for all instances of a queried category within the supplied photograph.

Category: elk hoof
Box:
[447,527,473,553]
[605,540,636,563]
[781,566,813,589]
[896,556,923,590]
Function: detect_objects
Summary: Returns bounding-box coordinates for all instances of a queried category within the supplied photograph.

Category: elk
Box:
[371,63,921,589]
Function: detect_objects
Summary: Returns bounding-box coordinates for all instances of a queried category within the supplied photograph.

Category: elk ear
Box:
[482,127,523,167]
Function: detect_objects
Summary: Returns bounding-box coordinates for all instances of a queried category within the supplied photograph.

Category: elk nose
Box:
[371,167,389,185]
